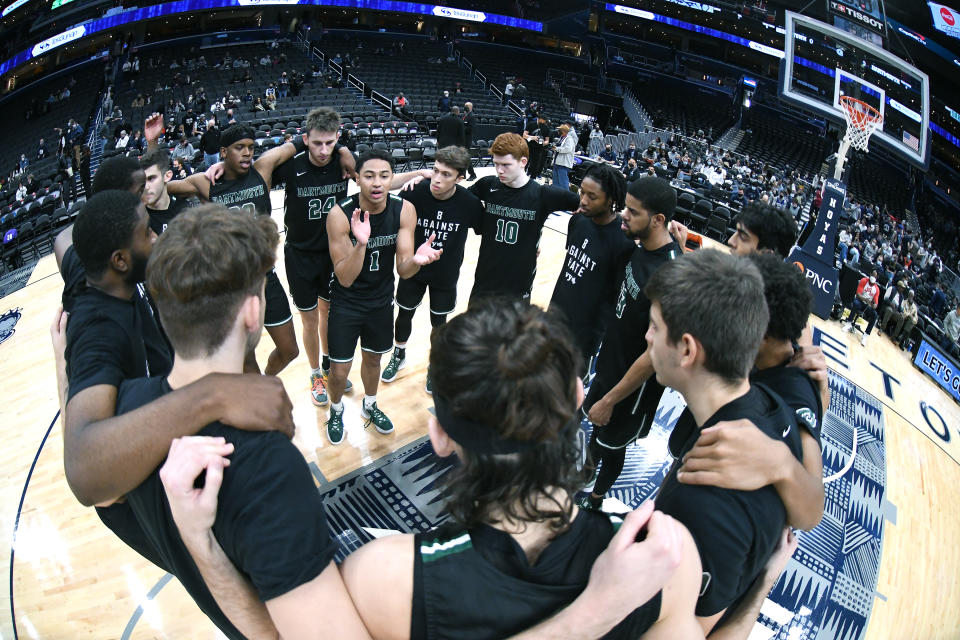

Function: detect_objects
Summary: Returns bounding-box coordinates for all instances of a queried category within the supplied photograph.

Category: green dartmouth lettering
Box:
[212,185,265,206]
[487,203,536,221]
[297,184,343,197]
[367,233,398,249]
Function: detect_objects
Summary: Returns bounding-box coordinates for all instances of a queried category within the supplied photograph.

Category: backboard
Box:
[780,11,930,169]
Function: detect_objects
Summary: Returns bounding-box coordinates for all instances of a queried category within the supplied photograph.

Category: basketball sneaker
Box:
[310,372,328,406]
[575,493,603,512]
[381,349,406,382]
[326,405,345,445]
[361,401,394,434]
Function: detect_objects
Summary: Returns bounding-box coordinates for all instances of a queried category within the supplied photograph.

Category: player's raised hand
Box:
[350,208,371,245]
[144,112,164,143]
[402,174,427,191]
[413,233,443,266]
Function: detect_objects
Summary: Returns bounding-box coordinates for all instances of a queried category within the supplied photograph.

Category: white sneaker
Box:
[843,322,853,333]
[860,333,868,346]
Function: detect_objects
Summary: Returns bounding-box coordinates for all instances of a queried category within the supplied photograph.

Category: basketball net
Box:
[834,96,883,180]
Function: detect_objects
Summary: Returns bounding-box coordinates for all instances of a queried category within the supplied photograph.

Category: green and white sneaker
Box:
[310,372,328,407]
[361,401,394,434]
[326,406,345,445]
[380,351,406,382]
[322,368,353,393]
[424,367,432,396]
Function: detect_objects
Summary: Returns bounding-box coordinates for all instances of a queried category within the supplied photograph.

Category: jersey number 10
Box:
[495,219,519,244]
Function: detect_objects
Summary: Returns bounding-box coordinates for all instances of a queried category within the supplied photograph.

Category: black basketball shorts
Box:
[285,245,334,311]
[327,300,394,362]
[264,269,293,327]
[396,276,457,315]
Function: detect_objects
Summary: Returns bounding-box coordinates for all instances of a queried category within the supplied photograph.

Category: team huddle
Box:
[51,106,831,639]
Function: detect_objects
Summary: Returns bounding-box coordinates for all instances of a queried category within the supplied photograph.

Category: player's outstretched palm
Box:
[350,208,371,245]
[414,233,443,266]
[144,112,164,143]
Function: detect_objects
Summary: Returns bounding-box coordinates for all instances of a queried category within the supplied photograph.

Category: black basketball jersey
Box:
[273,146,349,252]
[208,169,272,216]
[411,511,661,639]
[400,181,483,288]
[468,176,578,300]
[147,195,191,235]
[589,240,681,398]
[550,213,636,347]
[330,194,402,308]
[657,384,802,618]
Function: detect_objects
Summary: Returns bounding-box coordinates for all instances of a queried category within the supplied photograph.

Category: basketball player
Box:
[146,114,299,375]
[158,300,794,639]
[140,147,193,234]
[675,253,825,531]
[379,146,483,392]
[269,107,357,406]
[51,192,292,574]
[549,163,635,369]
[109,205,368,639]
[580,176,681,511]
[324,149,442,445]
[645,249,803,631]
[467,133,579,303]
[399,133,579,304]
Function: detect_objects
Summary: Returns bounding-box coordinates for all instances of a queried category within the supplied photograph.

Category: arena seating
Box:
[737,110,828,178]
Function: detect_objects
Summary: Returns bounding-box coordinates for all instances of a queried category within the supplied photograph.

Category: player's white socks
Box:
[364,395,377,410]
[311,367,323,377]
[331,401,344,413]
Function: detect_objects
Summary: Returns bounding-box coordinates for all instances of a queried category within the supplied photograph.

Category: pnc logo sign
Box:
[796,262,835,293]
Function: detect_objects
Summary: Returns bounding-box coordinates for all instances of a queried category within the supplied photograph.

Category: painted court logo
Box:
[0,307,22,345]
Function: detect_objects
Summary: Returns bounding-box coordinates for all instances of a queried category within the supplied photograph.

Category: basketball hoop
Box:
[839,96,883,153]
[833,96,883,180]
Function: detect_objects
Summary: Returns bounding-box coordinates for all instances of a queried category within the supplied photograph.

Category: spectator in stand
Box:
[200,119,221,169]
[436,106,465,149]
[253,97,265,112]
[503,80,514,105]
[843,270,880,347]
[599,144,618,165]
[878,281,907,336]
[930,282,948,317]
[462,102,478,180]
[437,90,451,113]
[170,157,192,179]
[19,154,28,173]
[622,158,642,182]
[942,301,960,353]
[15,181,26,201]
[278,71,290,98]
[171,136,196,164]
[588,124,605,157]
[37,138,48,160]
[551,124,576,190]
[115,130,131,150]
[393,92,410,117]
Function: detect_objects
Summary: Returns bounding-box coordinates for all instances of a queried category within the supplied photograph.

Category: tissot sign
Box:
[827,0,887,37]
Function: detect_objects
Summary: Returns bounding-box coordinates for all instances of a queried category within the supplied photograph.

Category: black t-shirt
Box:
[400,181,483,288]
[60,245,87,313]
[116,377,337,640]
[668,362,824,459]
[550,214,636,348]
[63,257,172,403]
[200,128,221,154]
[209,168,272,216]
[330,193,403,309]
[411,510,661,639]
[587,241,681,404]
[147,195,192,235]
[273,146,350,252]
[468,176,578,300]
[656,384,803,618]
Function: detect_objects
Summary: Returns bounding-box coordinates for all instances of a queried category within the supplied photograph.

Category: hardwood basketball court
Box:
[2,173,959,639]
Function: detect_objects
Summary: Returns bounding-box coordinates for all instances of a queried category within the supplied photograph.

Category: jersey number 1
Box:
[495,219,519,244]
[369,250,380,272]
